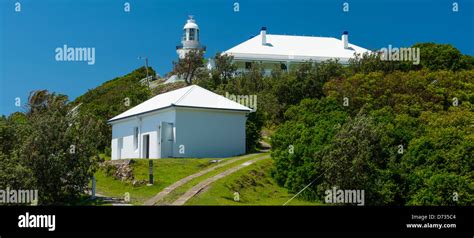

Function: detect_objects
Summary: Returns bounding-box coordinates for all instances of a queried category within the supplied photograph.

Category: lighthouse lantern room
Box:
[177,15,205,59]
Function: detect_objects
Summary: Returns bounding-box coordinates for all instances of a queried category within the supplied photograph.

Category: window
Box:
[245,62,252,69]
[196,29,199,41]
[189,28,196,41]
[134,127,139,150]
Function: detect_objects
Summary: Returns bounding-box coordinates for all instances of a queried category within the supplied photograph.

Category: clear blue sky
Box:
[1,0,473,116]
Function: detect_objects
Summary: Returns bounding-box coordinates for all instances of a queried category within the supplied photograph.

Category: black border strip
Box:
[0,206,471,233]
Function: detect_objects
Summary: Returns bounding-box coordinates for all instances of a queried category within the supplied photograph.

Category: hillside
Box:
[70,67,156,150]
[73,67,154,122]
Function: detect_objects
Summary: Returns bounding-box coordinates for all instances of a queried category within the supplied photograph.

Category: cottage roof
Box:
[108,85,251,122]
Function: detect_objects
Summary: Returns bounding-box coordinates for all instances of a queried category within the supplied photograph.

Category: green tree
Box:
[245,109,264,152]
[271,98,348,200]
[211,53,237,85]
[319,113,398,205]
[401,109,474,205]
[15,90,103,204]
[413,43,467,71]
[172,49,205,85]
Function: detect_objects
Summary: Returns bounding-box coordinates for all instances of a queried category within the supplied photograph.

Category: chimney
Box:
[342,31,349,49]
[261,27,267,45]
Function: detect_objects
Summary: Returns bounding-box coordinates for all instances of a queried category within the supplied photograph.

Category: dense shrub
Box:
[1,91,103,204]
[272,65,473,205]
[270,98,348,200]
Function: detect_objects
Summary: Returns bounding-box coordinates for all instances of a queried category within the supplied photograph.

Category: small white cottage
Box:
[108,85,251,160]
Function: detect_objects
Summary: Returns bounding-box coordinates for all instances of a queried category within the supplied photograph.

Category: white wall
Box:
[174,107,247,158]
[110,109,175,160]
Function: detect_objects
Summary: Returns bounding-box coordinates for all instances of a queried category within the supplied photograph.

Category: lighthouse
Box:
[176,15,206,59]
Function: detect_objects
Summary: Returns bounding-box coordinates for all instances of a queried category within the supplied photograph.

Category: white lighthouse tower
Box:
[177,15,206,59]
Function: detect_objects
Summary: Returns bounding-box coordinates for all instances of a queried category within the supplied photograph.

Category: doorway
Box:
[117,137,123,160]
[160,122,174,158]
[142,134,150,158]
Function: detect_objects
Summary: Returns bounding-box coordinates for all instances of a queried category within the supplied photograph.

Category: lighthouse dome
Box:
[183,18,199,30]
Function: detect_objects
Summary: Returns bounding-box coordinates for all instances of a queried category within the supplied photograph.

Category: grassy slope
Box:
[94,157,221,204]
[95,153,319,205]
[158,153,267,204]
[186,158,320,206]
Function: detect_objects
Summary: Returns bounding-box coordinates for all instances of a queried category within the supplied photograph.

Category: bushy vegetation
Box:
[268,44,474,205]
[0,91,103,204]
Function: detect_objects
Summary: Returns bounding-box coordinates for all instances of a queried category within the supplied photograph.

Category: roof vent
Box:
[261,27,267,45]
[342,31,349,49]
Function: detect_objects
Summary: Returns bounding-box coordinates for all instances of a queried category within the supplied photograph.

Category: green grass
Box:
[94,156,227,205]
[185,158,321,206]
[157,153,268,204]
[94,152,318,206]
